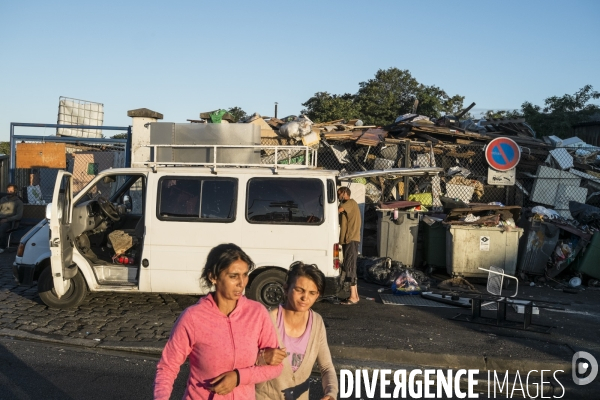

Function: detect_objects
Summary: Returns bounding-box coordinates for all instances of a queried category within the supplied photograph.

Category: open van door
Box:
[49,171,75,298]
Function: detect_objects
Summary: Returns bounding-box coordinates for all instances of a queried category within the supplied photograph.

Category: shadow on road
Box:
[0,341,73,400]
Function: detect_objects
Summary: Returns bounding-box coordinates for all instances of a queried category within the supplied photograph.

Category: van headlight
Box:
[45,203,52,220]
[17,243,25,257]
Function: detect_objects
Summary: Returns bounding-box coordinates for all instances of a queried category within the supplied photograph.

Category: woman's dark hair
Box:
[201,243,255,287]
[286,262,326,295]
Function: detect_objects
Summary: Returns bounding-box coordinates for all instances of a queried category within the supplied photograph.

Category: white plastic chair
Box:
[478,266,540,315]
[478,266,519,298]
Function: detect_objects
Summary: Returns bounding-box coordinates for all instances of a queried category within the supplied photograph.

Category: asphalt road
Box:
[0,337,516,400]
[3,249,600,399]
[0,337,345,400]
[0,337,187,400]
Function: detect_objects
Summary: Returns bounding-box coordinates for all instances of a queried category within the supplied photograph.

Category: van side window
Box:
[246,178,324,225]
[158,177,236,222]
[327,179,336,204]
[200,180,236,219]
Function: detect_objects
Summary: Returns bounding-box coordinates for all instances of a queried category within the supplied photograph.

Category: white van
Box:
[14,163,345,309]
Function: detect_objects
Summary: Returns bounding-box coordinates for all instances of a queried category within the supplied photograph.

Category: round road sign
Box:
[485,137,521,171]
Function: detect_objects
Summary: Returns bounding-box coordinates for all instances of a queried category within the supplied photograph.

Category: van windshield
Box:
[246,178,324,225]
[75,175,139,207]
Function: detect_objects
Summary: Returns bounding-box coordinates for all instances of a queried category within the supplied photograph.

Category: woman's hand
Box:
[260,347,287,366]
[209,370,238,395]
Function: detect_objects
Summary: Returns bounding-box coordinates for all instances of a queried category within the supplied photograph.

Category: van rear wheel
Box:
[38,267,87,309]
[247,269,286,308]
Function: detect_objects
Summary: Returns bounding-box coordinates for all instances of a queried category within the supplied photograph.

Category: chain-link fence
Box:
[315,138,600,216]
[311,136,600,258]
[17,132,597,216]
[13,141,127,206]
[259,137,316,167]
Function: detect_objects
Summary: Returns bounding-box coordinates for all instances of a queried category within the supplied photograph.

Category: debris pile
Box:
[442,204,520,229]
[187,105,600,287]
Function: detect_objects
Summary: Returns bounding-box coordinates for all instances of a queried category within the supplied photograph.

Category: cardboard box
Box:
[250,117,278,138]
[301,131,320,147]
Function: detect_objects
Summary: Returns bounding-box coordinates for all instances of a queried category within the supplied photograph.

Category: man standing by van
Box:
[0,184,23,253]
[338,187,361,305]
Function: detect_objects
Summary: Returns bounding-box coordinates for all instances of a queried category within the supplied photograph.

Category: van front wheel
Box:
[247,269,286,308]
[38,267,87,309]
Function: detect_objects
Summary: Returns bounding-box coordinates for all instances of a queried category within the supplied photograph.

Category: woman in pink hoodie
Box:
[154,243,283,399]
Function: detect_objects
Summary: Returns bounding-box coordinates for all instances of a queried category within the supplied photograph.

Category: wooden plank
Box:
[456,139,474,144]
[16,143,66,168]
[356,128,387,146]
[446,150,476,158]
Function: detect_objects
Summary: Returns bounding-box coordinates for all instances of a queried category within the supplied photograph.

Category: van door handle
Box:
[142,259,149,268]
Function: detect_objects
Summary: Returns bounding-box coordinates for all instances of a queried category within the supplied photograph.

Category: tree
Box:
[355,68,421,126]
[414,84,465,119]
[0,142,10,156]
[489,86,600,137]
[300,92,360,123]
[355,68,466,125]
[300,68,466,126]
[519,85,600,138]
[111,133,129,139]
[227,107,248,123]
[482,109,521,119]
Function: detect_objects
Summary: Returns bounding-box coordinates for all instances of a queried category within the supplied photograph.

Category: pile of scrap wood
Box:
[267,117,389,146]
[386,109,549,149]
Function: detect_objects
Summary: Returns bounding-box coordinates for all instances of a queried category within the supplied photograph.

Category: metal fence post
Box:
[125,126,132,168]
[403,139,411,201]
[9,123,16,183]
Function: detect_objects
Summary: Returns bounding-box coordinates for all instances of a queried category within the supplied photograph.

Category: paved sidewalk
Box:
[2,251,600,377]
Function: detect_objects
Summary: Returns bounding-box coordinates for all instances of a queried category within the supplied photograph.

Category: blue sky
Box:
[1,0,599,140]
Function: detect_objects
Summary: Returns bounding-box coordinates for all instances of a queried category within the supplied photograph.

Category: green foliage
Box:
[519,85,600,138]
[301,68,465,126]
[355,69,421,126]
[301,92,360,123]
[111,133,129,139]
[227,106,248,123]
[415,84,465,119]
[0,142,10,156]
[482,109,521,119]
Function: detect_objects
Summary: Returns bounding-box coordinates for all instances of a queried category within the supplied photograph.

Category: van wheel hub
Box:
[247,269,287,308]
[262,282,284,305]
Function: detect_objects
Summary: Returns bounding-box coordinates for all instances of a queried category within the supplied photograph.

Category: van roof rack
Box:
[136,144,318,174]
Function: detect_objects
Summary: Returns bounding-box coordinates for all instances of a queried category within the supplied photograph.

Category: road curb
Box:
[97,341,164,355]
[0,328,100,349]
[0,328,165,355]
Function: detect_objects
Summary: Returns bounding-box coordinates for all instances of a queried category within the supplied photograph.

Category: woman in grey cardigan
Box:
[256,262,338,400]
